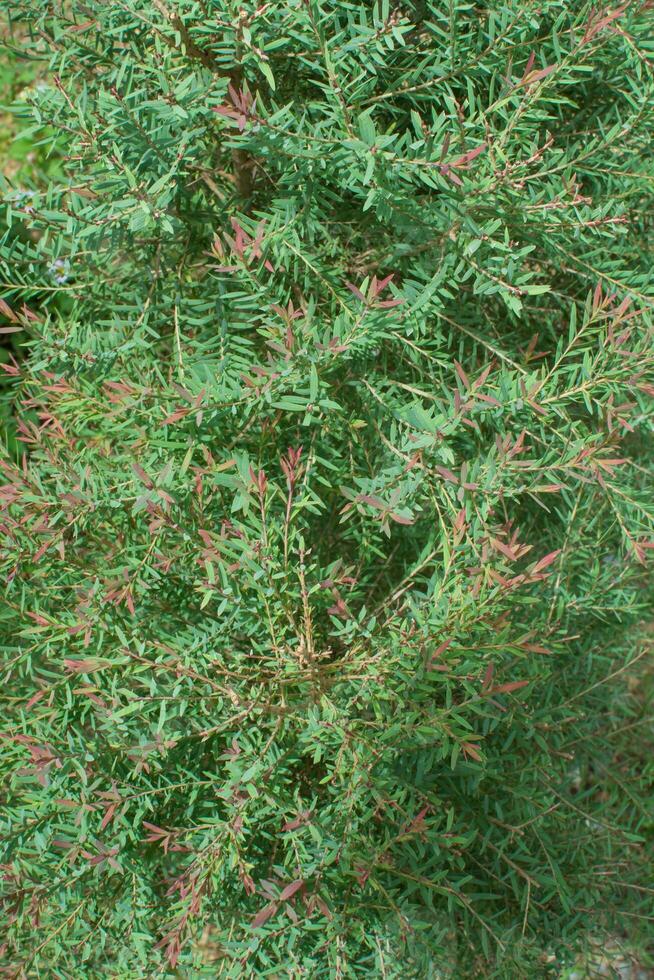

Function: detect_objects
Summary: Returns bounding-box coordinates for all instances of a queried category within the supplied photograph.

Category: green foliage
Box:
[1,1,653,975]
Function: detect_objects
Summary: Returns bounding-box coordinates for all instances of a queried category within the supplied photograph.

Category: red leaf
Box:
[282,810,311,832]
[440,165,464,186]
[26,612,50,626]
[377,297,404,308]
[614,295,631,318]
[345,281,366,303]
[279,879,304,902]
[241,871,256,895]
[407,806,429,833]
[165,936,181,969]
[523,64,556,85]
[314,895,332,919]
[428,637,453,669]
[583,3,628,43]
[434,465,459,485]
[132,463,153,488]
[520,643,551,655]
[489,679,530,695]
[389,512,414,525]
[475,392,501,407]
[531,549,561,574]
[454,360,470,390]
[25,689,46,710]
[359,494,385,511]
[161,408,189,426]
[491,538,517,561]
[461,742,482,762]
[327,596,350,619]
[63,658,107,674]
[474,363,493,389]
[527,397,548,416]
[373,273,394,295]
[522,51,536,79]
[32,539,53,563]
[596,457,627,472]
[143,821,169,841]
[251,902,277,929]
[100,804,117,830]
[433,637,452,658]
[0,298,18,322]
[451,143,487,168]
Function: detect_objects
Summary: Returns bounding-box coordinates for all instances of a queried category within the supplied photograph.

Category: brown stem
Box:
[154,1,255,200]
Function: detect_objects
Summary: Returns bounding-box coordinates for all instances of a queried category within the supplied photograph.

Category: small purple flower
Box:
[10,189,35,214]
[48,258,71,285]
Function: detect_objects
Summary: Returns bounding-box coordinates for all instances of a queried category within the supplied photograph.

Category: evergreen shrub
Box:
[1,1,653,975]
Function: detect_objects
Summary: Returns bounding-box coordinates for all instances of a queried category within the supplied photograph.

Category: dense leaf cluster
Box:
[1,1,653,976]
